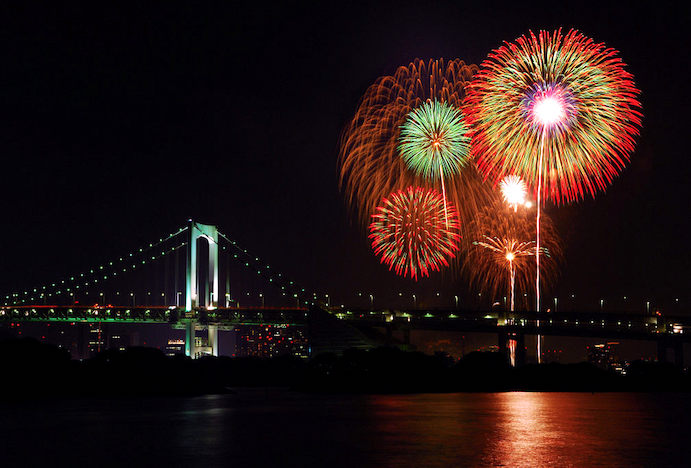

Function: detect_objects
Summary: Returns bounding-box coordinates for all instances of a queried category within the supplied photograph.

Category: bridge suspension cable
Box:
[3,226,189,306]
[216,230,323,307]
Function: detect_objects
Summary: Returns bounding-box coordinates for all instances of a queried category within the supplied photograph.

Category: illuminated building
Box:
[109,334,130,352]
[587,342,626,375]
[193,336,213,358]
[87,323,105,357]
[165,339,185,356]
[235,324,309,358]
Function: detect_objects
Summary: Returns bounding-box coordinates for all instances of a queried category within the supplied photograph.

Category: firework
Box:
[399,99,471,228]
[467,30,641,344]
[499,175,528,211]
[369,187,460,280]
[339,58,492,236]
[463,199,561,309]
[399,100,471,180]
[475,236,536,312]
[465,28,642,204]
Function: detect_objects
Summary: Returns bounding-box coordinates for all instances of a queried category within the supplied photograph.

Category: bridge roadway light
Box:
[369,294,374,310]
[454,295,459,309]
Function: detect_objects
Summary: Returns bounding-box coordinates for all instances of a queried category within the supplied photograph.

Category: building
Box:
[87,323,105,357]
[235,324,309,358]
[587,342,626,375]
[165,339,185,356]
[109,333,130,352]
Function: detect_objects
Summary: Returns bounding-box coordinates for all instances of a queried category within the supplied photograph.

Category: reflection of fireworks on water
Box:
[465,28,642,204]
[369,187,460,281]
[339,58,492,237]
[463,200,561,309]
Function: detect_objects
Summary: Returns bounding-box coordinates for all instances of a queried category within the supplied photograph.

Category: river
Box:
[2,391,690,466]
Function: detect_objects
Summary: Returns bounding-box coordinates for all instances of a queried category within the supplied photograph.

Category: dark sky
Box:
[2,1,689,312]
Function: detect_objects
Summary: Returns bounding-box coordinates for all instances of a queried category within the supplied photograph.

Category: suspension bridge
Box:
[0,220,320,358]
[2,219,690,365]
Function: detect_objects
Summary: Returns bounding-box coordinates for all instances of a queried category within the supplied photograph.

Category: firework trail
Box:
[463,199,561,309]
[466,30,641,354]
[465,29,642,204]
[339,58,492,241]
[399,100,472,227]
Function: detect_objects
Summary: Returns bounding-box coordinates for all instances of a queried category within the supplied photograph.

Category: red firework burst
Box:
[465,29,642,203]
[369,187,461,280]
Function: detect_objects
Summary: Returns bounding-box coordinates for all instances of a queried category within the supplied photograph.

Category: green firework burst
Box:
[398,100,471,180]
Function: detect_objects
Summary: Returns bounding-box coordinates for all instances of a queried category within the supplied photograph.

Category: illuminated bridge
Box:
[2,219,688,365]
[1,220,319,358]
[0,305,308,326]
[333,308,691,366]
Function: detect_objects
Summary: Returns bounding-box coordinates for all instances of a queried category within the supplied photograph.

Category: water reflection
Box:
[489,393,564,466]
[2,392,691,466]
[368,393,691,467]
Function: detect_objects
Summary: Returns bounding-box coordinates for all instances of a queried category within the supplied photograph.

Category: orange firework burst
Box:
[463,198,561,308]
[339,58,492,238]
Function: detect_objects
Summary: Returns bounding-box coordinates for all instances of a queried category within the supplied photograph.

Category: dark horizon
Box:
[2,1,689,312]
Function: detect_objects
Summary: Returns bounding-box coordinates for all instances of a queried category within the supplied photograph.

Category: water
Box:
[2,391,690,466]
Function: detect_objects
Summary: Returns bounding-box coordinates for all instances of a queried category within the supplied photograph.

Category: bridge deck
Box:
[334,308,691,342]
[0,305,309,326]
[2,305,689,342]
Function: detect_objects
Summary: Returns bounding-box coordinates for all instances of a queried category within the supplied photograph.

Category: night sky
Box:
[2,1,689,312]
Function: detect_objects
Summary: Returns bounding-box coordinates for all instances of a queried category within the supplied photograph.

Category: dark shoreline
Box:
[2,338,690,398]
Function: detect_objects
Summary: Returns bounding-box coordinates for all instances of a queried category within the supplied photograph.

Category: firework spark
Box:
[475,236,536,312]
[463,199,561,308]
[467,30,640,358]
[369,187,460,280]
[499,175,528,211]
[339,58,492,236]
[399,100,471,180]
[465,29,642,204]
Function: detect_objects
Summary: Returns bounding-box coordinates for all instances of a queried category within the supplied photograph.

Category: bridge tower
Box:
[184,219,220,358]
[185,219,219,311]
